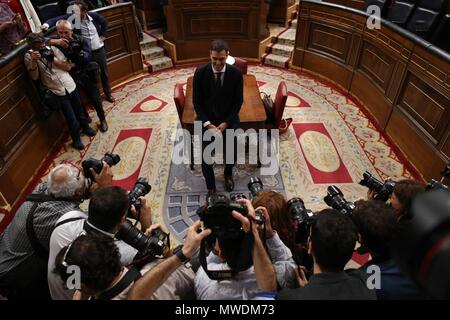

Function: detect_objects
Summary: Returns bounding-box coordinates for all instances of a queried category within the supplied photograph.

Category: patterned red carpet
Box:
[0,65,420,265]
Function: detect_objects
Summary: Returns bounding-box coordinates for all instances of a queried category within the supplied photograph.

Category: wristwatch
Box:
[173,245,189,264]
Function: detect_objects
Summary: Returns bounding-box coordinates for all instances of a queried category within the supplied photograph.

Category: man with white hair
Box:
[0,162,112,300]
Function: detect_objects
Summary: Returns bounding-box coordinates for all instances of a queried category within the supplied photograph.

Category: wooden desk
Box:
[182,74,267,132]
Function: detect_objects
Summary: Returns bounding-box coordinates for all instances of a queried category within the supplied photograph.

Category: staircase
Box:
[262,7,299,69]
[140,31,173,73]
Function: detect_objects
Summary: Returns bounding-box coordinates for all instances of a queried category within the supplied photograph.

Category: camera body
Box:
[359,171,396,202]
[129,178,152,212]
[231,193,265,225]
[82,152,121,181]
[288,197,316,245]
[116,220,168,258]
[38,46,55,62]
[197,194,248,238]
[67,38,83,56]
[324,185,355,216]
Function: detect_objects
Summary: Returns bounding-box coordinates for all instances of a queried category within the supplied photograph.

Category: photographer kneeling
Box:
[277,209,376,300]
[0,162,112,300]
[47,20,108,132]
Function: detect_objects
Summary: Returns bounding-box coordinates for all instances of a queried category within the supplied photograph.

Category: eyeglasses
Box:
[62,240,75,267]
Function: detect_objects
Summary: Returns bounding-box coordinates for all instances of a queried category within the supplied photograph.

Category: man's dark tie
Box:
[215,72,223,88]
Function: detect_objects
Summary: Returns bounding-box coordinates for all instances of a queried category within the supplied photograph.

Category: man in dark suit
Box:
[193,40,243,196]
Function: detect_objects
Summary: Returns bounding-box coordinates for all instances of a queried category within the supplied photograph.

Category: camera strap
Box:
[94,266,142,300]
[25,194,82,260]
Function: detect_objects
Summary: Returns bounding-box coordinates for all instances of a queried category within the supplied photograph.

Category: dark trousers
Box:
[201,127,237,190]
[91,47,112,96]
[55,89,89,144]
[74,69,105,121]
[0,254,50,300]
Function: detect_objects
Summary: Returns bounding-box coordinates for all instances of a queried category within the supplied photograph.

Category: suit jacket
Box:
[193,63,243,128]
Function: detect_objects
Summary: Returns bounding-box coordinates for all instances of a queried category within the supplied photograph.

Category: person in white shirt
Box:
[24,32,96,150]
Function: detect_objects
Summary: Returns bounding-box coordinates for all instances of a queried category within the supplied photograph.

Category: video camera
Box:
[116,220,169,259]
[323,185,355,216]
[287,197,316,245]
[359,171,396,202]
[81,152,121,181]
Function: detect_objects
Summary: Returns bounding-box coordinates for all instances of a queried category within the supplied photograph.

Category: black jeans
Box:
[74,67,105,121]
[91,46,112,96]
[53,89,90,144]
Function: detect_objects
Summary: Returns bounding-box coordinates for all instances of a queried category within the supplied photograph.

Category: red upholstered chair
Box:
[233,57,248,75]
[173,83,185,122]
[266,81,288,131]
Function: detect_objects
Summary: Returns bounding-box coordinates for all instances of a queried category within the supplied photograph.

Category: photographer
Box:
[0,162,112,300]
[252,191,300,288]
[194,198,284,300]
[52,221,210,300]
[390,179,425,223]
[277,209,376,300]
[352,200,424,299]
[24,32,97,150]
[47,20,108,132]
[47,186,151,299]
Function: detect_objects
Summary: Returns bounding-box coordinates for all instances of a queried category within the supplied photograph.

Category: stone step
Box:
[269,43,294,57]
[146,56,173,72]
[277,28,296,46]
[263,54,290,69]
[142,46,165,60]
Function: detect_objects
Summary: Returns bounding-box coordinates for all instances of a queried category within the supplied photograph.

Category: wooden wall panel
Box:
[293,1,450,181]
[163,0,270,62]
[0,3,143,209]
[267,0,297,26]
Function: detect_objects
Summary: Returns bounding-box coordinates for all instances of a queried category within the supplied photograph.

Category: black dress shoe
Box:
[206,189,216,203]
[105,94,115,103]
[224,176,234,192]
[99,120,108,132]
[72,141,85,150]
[82,126,96,137]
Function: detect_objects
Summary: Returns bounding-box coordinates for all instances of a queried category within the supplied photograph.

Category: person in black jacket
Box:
[277,209,377,300]
[193,40,243,195]
[42,0,115,103]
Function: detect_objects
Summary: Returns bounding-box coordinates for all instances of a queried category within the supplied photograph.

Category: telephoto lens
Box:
[81,152,121,181]
[248,177,264,198]
[129,178,151,212]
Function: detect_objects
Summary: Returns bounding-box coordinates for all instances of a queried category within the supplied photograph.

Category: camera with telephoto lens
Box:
[426,165,450,192]
[38,46,55,62]
[324,185,355,216]
[128,177,151,213]
[231,193,265,225]
[288,197,316,245]
[67,38,82,56]
[359,171,396,202]
[197,193,248,239]
[82,152,121,181]
[116,220,168,258]
[248,177,264,198]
